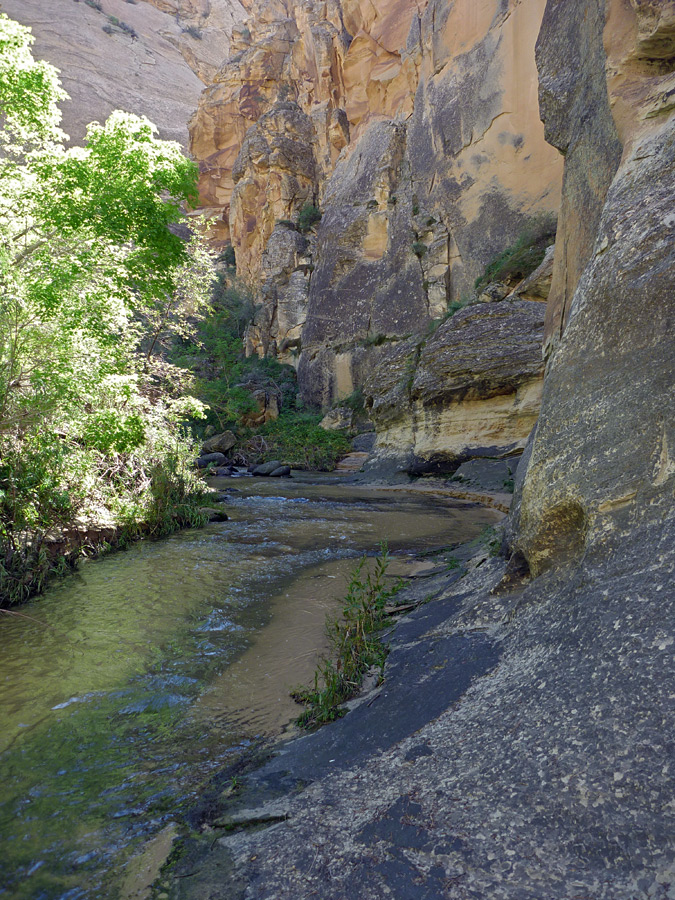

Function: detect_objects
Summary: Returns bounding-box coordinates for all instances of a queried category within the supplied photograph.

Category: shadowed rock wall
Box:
[512,0,675,576]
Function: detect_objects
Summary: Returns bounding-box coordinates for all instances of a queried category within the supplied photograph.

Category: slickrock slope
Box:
[0,0,246,147]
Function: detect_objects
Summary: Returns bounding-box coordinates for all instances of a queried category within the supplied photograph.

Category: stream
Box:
[0,475,501,900]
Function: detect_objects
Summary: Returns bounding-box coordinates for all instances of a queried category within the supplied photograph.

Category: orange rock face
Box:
[189,0,429,266]
[188,0,564,355]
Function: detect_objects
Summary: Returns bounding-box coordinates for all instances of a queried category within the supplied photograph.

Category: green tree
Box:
[0,14,212,604]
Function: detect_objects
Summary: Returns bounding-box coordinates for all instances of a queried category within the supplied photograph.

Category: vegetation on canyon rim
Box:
[0,15,215,605]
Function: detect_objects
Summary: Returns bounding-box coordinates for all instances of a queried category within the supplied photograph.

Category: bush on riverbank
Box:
[237,412,351,471]
[0,15,212,606]
[172,276,351,471]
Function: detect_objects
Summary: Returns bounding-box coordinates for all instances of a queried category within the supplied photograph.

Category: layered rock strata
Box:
[363,300,546,476]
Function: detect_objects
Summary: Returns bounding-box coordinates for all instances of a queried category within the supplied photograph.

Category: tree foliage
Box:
[0,14,213,604]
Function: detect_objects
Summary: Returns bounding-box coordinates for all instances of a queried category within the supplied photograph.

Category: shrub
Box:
[220,244,236,268]
[474,215,556,292]
[362,332,389,347]
[117,21,137,38]
[248,413,350,470]
[480,525,503,557]
[297,203,322,233]
[412,241,427,258]
[338,388,365,414]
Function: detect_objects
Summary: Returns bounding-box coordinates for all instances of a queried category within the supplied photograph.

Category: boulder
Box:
[196,452,226,468]
[514,0,675,577]
[477,283,509,304]
[536,0,623,356]
[201,430,236,455]
[508,245,555,302]
[270,465,292,478]
[351,432,377,453]
[240,389,281,428]
[320,407,354,432]
[198,508,229,522]
[251,460,283,476]
[452,458,520,493]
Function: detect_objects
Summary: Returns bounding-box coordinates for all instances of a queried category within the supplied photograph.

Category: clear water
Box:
[0,477,501,899]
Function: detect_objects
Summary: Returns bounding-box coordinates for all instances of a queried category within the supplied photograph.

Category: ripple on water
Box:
[0,478,503,899]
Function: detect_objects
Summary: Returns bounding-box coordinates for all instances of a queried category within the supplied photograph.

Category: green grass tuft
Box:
[292,546,403,729]
[297,203,322,233]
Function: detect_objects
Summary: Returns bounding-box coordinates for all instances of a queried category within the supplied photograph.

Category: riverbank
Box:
[158,494,674,899]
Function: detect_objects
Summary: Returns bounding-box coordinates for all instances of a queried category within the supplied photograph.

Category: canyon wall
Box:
[188,0,564,434]
[0,0,246,147]
[510,0,675,577]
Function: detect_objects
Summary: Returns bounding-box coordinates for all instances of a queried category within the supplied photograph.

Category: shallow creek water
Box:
[0,475,500,900]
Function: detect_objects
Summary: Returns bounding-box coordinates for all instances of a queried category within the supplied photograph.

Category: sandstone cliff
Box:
[188,0,564,429]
